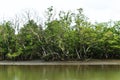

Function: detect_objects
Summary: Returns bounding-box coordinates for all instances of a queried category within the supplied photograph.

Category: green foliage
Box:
[0,7,120,61]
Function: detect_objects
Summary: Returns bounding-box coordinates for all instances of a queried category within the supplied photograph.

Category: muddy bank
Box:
[0,60,120,65]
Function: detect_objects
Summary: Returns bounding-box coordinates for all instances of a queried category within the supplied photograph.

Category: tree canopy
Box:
[0,7,120,61]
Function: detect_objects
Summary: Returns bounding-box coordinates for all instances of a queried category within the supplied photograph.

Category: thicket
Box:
[0,7,120,61]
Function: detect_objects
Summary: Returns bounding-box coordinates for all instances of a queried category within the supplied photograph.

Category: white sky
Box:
[0,0,120,23]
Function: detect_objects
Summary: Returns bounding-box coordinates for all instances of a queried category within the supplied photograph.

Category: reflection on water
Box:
[0,65,120,80]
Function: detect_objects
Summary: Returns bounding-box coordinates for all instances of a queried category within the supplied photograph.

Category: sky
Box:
[0,0,120,23]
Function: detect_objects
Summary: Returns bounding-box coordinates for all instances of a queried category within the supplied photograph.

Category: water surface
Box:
[0,65,120,80]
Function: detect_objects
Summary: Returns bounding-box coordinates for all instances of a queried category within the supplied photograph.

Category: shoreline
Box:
[0,60,120,65]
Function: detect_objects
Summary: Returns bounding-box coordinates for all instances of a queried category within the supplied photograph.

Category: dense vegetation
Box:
[0,7,120,61]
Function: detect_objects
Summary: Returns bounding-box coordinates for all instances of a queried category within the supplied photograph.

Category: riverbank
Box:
[0,59,120,65]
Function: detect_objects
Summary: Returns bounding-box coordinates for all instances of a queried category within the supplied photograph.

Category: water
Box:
[0,65,120,80]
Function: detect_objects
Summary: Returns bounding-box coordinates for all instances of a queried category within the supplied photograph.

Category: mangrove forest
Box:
[0,7,120,61]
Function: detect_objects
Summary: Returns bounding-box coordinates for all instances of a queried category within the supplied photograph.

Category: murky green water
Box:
[0,65,120,80]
